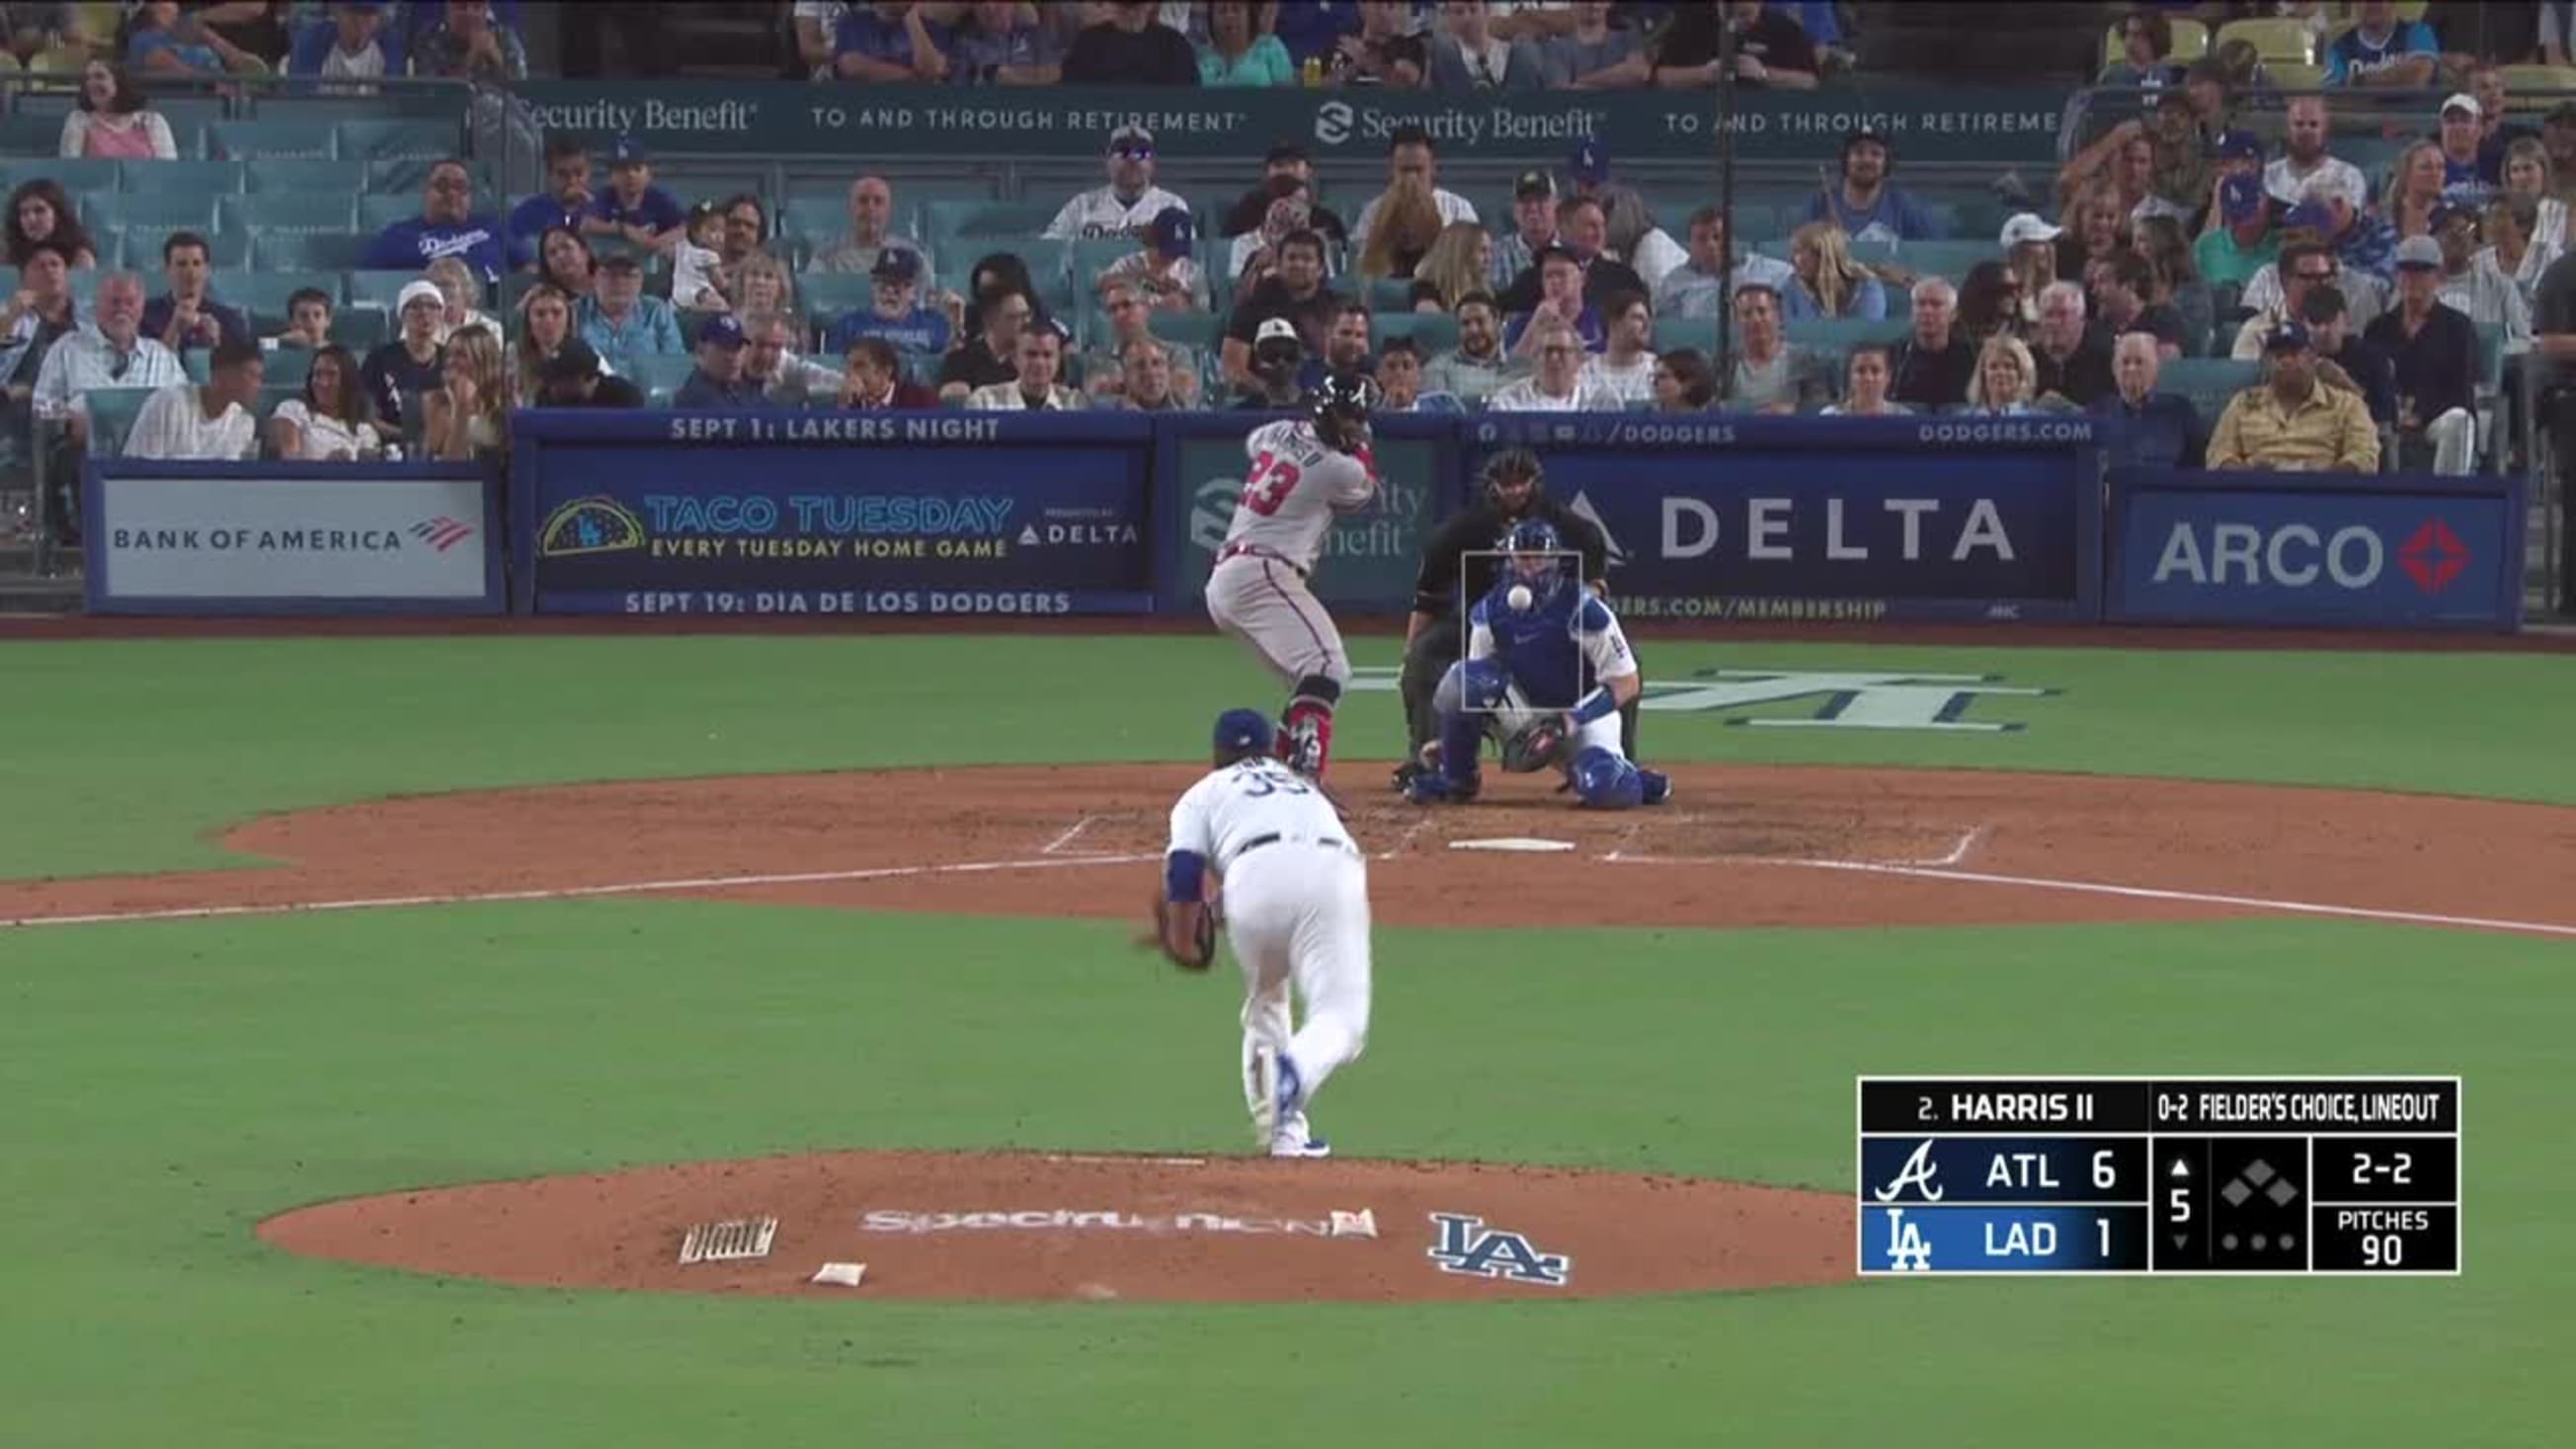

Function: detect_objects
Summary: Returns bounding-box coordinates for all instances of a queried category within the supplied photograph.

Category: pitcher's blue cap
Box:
[1214,708,1274,755]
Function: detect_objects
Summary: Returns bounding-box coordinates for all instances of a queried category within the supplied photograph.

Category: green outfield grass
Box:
[0,636,2568,1447]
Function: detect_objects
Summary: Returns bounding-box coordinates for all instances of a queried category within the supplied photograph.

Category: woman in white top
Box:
[268,345,385,460]
[424,324,509,462]
[59,62,178,160]
[427,257,498,346]
[1821,345,1915,416]
[2498,138,2569,296]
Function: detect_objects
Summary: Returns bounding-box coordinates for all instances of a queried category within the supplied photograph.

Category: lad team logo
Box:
[1426,1213,1572,1286]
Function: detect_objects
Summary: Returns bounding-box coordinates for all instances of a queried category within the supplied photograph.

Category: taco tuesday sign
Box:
[513,82,2068,165]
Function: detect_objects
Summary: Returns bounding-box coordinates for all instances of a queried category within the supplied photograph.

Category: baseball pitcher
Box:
[1405,520,1672,809]
[1203,371,1383,783]
[1158,708,1373,1158]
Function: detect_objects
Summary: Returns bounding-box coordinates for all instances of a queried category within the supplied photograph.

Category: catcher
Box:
[1405,520,1671,809]
[1157,707,1373,1159]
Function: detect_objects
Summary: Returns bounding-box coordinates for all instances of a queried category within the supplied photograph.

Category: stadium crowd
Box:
[3,0,2576,559]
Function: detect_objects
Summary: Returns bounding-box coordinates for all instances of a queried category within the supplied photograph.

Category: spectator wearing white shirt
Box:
[967,327,1086,410]
[1654,205,1794,320]
[125,338,262,461]
[2497,139,2570,294]
[1489,321,1620,410]
[1568,139,1690,288]
[1579,290,1656,405]
[32,272,185,442]
[1045,124,1191,241]
[2266,96,2371,208]
[268,345,385,461]
[792,1,849,78]
[1097,207,1209,314]
[1351,124,1479,259]
[2432,202,2532,350]
[1423,292,1525,404]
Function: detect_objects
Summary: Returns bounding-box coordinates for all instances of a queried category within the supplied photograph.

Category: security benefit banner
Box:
[1469,416,2104,621]
[2107,469,2525,630]
[512,412,1156,616]
[1155,415,1461,616]
[84,462,502,615]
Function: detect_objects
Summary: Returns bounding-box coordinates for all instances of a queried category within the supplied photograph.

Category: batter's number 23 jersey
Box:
[1219,419,1378,575]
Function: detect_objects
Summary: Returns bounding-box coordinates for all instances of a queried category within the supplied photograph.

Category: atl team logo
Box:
[1426,1213,1572,1286]
[1871,1140,1946,1203]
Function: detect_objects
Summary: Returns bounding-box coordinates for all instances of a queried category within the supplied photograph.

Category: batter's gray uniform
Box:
[1204,418,1377,686]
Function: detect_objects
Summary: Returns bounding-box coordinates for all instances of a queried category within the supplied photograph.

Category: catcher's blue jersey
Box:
[1468,577,1636,710]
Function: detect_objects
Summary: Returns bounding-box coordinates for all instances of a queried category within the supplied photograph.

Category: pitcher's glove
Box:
[1146,894,1217,971]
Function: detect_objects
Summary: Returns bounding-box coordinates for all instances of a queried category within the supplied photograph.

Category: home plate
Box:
[1448,838,1578,852]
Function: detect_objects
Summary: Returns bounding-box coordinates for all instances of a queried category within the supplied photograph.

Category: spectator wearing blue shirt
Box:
[2096,7,2184,92]
[672,315,776,410]
[2436,94,2498,208]
[577,255,685,362]
[509,136,596,270]
[1782,222,1889,321]
[410,0,529,82]
[936,0,1066,84]
[362,159,521,282]
[140,231,252,361]
[2323,0,2438,90]
[585,138,687,252]
[825,247,954,362]
[1503,248,1608,356]
[836,0,945,82]
[1806,126,1941,245]
[2092,332,2206,469]
[126,2,249,77]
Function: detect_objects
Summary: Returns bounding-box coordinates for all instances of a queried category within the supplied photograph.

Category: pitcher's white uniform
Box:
[1205,418,1376,687]
[1166,754,1372,1155]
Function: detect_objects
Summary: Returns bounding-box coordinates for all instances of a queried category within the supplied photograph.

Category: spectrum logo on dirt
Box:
[861,1208,1380,1238]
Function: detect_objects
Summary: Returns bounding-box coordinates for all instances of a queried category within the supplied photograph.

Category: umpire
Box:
[1395,448,1630,789]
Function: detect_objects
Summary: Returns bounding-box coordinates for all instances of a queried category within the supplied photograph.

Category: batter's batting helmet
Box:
[1481,447,1546,513]
[1308,371,1380,453]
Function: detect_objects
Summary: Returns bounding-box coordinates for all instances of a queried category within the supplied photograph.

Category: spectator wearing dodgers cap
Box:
[2207,317,2379,472]
[673,313,776,410]
[1570,139,1690,286]
[2196,174,2281,287]
[585,137,686,253]
[1095,206,1210,314]
[826,247,954,362]
[1807,125,1940,246]
[1044,123,1192,241]
[2436,94,2499,209]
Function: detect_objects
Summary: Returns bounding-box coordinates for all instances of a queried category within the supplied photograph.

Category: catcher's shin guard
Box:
[1279,675,1341,779]
[1435,705,1486,792]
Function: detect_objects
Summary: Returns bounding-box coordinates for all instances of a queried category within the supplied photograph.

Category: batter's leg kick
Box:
[1204,555,1352,782]
[1224,846,1373,1156]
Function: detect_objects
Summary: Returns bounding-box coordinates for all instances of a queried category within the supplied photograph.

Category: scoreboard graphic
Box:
[1856,1077,2460,1276]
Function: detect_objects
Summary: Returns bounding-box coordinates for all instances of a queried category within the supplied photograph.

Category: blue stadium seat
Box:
[365,156,488,195]
[1786,317,1907,353]
[359,193,421,232]
[183,351,212,385]
[0,113,61,152]
[207,120,338,161]
[342,270,425,310]
[215,270,344,326]
[1373,312,1459,355]
[36,158,121,195]
[80,192,219,235]
[2159,358,2261,420]
[245,158,369,196]
[258,347,316,390]
[798,272,874,320]
[335,119,461,162]
[109,227,251,269]
[779,197,845,245]
[1652,317,1720,356]
[923,198,1061,242]
[328,309,388,351]
[220,193,358,234]
[122,159,242,196]
[1069,236,1134,291]
[85,387,159,458]
[255,230,372,271]
[152,96,224,144]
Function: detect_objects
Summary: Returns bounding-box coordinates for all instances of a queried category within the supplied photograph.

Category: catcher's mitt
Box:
[1147,893,1217,971]
[1500,717,1569,774]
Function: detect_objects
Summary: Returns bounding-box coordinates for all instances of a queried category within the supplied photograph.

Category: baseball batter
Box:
[1203,372,1383,781]
[1407,520,1672,808]
[1159,708,1373,1158]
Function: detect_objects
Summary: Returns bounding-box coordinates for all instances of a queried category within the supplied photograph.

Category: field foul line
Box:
[1038,816,1098,855]
[1601,851,2576,939]
[1907,825,1987,868]
[0,853,1163,931]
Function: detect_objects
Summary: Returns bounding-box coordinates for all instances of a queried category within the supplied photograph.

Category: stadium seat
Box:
[2267,60,2325,92]
[623,355,696,398]
[2100,18,2209,68]
[245,158,369,196]
[183,351,211,385]
[32,158,120,195]
[0,113,59,152]
[342,270,424,310]
[120,227,251,268]
[255,230,371,271]
[798,272,874,320]
[2159,358,2260,421]
[216,270,343,327]
[80,192,218,235]
[1363,277,1417,311]
[328,309,387,351]
[1785,317,1907,352]
[365,156,488,195]
[335,119,461,162]
[358,193,423,233]
[923,198,1061,242]
[1871,239,2000,284]
[1372,311,1458,355]
[2214,18,2314,65]
[207,119,338,161]
[259,348,316,391]
[121,159,242,196]
[779,197,846,246]
[221,193,359,235]
[85,387,158,458]
[1652,317,1720,356]
[2498,66,2576,109]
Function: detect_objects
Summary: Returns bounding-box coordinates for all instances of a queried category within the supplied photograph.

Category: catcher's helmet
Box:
[1505,517,1567,593]
[1307,370,1380,452]
[1481,447,1546,513]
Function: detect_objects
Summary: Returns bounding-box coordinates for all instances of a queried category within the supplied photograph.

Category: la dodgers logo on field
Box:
[1426,1213,1572,1286]
[1872,1139,1946,1202]
[1883,1208,1933,1272]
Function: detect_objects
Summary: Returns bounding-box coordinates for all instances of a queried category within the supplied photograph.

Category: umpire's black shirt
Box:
[1409,498,1612,621]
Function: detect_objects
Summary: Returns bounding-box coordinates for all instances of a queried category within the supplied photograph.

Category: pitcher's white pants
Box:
[1224,843,1372,1134]
[2426,407,2474,476]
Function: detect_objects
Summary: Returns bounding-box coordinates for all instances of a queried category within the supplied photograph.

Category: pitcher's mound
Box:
[260,1150,1852,1302]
